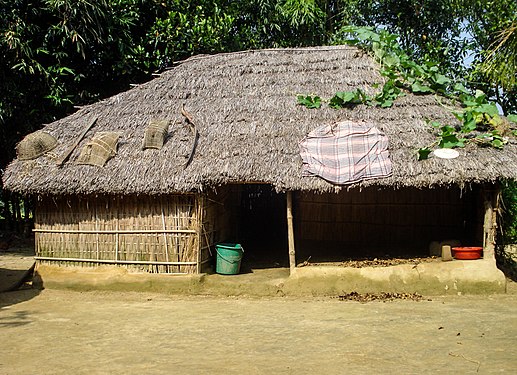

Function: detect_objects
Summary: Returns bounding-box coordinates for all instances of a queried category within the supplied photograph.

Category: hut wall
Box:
[295,186,483,259]
[34,194,200,274]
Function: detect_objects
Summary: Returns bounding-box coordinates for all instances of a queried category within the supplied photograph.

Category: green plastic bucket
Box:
[215,243,244,275]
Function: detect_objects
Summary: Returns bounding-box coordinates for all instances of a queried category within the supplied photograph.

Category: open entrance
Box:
[239,185,288,269]
[294,186,483,264]
[207,184,288,271]
[207,184,484,271]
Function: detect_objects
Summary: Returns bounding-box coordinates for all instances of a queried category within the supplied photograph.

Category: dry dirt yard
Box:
[1,286,516,375]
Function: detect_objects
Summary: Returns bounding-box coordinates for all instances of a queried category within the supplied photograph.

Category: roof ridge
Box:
[167,45,357,69]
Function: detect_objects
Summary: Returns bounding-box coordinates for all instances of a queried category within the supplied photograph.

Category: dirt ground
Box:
[1,286,516,374]
[0,232,35,292]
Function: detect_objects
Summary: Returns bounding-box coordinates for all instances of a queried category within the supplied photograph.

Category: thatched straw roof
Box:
[3,46,517,195]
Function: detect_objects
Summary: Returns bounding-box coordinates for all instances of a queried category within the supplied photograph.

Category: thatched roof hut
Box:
[4,45,517,195]
[3,46,516,275]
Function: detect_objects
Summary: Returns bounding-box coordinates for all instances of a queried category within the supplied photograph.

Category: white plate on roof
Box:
[433,148,460,159]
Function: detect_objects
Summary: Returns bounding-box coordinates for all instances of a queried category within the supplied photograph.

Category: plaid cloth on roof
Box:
[299,120,392,185]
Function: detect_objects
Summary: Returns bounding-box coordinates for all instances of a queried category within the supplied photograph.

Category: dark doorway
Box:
[239,185,288,268]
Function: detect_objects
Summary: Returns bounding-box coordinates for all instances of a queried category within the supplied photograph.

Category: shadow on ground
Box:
[0,288,40,310]
[0,230,39,307]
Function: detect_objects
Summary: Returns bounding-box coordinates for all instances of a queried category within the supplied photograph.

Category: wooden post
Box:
[287,191,296,274]
[196,195,204,274]
[161,199,170,273]
[115,197,119,262]
[483,184,501,261]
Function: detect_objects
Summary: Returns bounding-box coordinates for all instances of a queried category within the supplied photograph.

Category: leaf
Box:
[59,67,75,75]
[418,148,432,160]
[475,90,486,99]
[507,114,517,124]
[453,83,469,95]
[383,54,400,67]
[440,125,456,137]
[491,139,504,148]
[462,98,479,107]
[452,111,464,121]
[461,112,477,132]
[432,73,451,86]
[439,134,464,148]
[380,99,393,108]
[475,104,499,116]
[336,91,357,102]
[380,68,398,80]
[297,95,321,109]
[329,90,364,108]
[411,81,433,93]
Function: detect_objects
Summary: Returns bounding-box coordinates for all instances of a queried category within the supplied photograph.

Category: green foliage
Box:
[326,83,404,109]
[417,147,432,161]
[370,80,404,108]
[457,0,517,115]
[141,3,235,69]
[336,26,453,95]
[340,27,517,155]
[304,26,517,159]
[502,180,517,243]
[329,90,366,109]
[297,95,322,109]
[437,125,465,149]
[279,0,325,28]
[411,81,433,94]
[355,0,467,75]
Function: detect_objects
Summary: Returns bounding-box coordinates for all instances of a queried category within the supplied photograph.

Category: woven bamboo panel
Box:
[142,119,169,150]
[76,132,119,167]
[35,194,200,274]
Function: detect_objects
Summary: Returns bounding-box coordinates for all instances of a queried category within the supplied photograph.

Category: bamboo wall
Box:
[35,194,201,273]
[35,185,485,273]
[295,186,483,259]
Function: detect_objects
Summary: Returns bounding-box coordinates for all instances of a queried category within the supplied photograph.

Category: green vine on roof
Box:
[297,26,517,160]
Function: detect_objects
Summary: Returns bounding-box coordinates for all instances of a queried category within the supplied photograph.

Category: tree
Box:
[454,0,517,114]
[0,0,138,228]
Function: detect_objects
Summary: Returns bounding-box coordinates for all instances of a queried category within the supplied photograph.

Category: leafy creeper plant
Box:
[297,26,517,160]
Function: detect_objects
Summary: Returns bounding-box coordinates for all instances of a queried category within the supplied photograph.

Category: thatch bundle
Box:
[142,119,169,150]
[15,131,58,161]
[76,132,120,167]
[3,46,517,194]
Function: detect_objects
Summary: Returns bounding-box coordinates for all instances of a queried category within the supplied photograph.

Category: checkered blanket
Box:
[299,120,392,185]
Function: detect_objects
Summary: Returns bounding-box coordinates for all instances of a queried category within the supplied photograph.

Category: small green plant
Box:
[329,90,366,108]
[297,94,322,109]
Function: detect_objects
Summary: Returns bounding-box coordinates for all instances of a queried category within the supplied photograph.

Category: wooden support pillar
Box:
[483,184,501,261]
[196,195,204,274]
[287,191,296,274]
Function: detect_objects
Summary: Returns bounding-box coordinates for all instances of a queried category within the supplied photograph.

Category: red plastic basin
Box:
[452,247,483,260]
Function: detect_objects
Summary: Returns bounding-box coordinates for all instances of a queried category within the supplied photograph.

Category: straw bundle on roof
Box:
[3,46,517,195]
[76,132,120,167]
